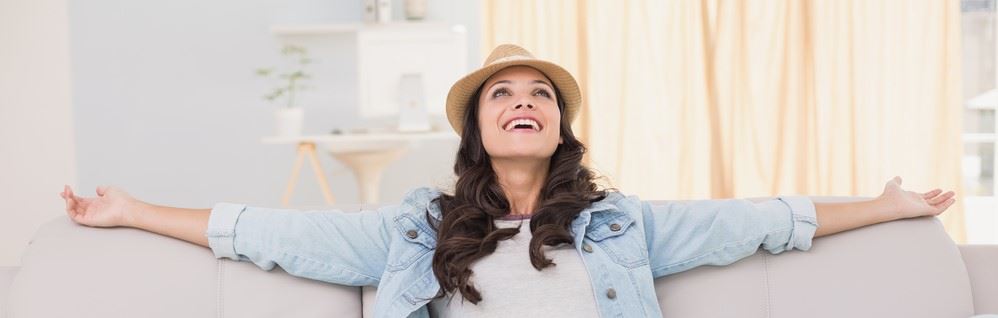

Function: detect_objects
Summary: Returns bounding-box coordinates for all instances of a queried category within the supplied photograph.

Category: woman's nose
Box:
[514,103,535,110]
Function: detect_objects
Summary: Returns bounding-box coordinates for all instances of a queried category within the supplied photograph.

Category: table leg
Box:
[305,143,336,205]
[281,142,337,206]
[281,143,308,206]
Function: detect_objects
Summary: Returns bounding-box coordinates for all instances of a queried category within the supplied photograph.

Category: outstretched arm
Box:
[61,185,211,247]
[61,184,398,286]
[814,176,955,238]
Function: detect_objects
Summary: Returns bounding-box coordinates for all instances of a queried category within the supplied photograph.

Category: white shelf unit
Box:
[270,22,467,36]
[269,22,468,120]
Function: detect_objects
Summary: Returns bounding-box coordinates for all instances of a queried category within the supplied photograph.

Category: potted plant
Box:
[256,45,312,137]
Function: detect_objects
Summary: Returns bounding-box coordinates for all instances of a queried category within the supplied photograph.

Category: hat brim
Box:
[445,58,581,136]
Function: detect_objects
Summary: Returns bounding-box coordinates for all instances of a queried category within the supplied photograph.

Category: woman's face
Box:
[477,66,563,161]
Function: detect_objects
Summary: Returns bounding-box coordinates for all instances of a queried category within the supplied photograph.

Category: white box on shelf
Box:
[271,22,468,129]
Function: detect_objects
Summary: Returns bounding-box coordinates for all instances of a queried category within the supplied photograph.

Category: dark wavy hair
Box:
[427,77,609,304]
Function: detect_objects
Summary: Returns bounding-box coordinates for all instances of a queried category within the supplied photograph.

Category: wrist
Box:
[872,195,903,222]
[122,200,150,228]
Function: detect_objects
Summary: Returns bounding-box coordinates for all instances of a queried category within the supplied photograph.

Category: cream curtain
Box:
[482,0,966,242]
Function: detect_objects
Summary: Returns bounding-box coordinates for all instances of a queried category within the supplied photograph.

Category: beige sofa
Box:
[2,198,997,318]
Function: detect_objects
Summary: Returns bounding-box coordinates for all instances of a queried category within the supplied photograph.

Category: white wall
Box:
[69,0,480,208]
[0,0,480,266]
[0,0,77,266]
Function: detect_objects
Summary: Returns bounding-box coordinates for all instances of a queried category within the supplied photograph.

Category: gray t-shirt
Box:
[430,218,600,318]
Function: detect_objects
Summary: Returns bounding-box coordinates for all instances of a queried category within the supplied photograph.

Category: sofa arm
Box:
[1,266,19,317]
[960,245,998,314]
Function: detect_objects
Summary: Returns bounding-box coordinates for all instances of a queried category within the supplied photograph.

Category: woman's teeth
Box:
[504,118,540,131]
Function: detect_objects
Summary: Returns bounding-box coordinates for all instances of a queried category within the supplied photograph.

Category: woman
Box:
[60,44,956,318]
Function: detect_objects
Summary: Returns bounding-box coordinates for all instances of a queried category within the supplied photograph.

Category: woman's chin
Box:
[484,137,560,160]
[489,149,557,161]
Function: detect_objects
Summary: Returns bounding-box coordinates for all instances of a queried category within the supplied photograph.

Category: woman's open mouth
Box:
[502,117,542,133]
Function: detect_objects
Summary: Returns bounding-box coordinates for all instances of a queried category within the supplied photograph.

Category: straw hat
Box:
[445,44,581,136]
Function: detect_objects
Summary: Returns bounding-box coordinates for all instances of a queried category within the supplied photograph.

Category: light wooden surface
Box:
[263,131,457,205]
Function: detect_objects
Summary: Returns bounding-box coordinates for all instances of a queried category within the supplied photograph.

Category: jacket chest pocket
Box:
[387,214,436,272]
[585,214,648,268]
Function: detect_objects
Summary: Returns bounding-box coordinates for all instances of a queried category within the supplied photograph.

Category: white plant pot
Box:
[275,107,304,137]
[404,0,427,20]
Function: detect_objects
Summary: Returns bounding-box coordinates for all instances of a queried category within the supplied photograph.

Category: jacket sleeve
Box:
[204,203,397,287]
[641,197,818,278]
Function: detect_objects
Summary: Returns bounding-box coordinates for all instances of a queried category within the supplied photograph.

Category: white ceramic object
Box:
[274,107,304,137]
[404,0,427,20]
[376,0,391,23]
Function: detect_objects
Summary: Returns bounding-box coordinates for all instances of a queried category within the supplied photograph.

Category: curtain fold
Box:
[482,0,966,242]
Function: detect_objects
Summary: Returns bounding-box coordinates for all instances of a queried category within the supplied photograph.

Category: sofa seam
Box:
[358,286,366,317]
[763,253,772,318]
[217,260,224,318]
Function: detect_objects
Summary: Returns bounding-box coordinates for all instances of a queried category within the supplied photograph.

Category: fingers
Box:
[64,185,87,202]
[890,176,902,185]
[63,185,76,204]
[922,189,942,199]
[96,185,107,197]
[927,191,955,205]
[935,198,956,215]
[62,185,79,218]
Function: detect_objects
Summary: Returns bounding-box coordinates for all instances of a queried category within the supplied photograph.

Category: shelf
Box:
[963,133,997,143]
[270,22,463,36]
[967,88,998,110]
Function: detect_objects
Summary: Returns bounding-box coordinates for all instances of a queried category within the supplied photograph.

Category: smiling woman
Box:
[478,66,563,161]
[431,58,607,311]
[60,44,956,318]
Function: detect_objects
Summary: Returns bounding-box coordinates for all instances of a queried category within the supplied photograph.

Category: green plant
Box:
[256,45,312,108]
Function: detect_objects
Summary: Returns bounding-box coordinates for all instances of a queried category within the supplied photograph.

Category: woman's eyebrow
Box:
[486,80,512,92]
[486,79,554,91]
[532,80,554,90]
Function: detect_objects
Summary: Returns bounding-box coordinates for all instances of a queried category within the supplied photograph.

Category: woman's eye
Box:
[534,89,551,98]
[492,88,511,98]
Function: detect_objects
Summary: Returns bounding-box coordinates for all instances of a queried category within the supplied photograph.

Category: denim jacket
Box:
[205,187,818,318]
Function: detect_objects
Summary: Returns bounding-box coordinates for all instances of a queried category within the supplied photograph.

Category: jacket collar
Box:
[399,187,444,220]
[400,187,626,222]
[571,192,626,229]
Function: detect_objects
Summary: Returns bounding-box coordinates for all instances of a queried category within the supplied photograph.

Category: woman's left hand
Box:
[878,176,956,220]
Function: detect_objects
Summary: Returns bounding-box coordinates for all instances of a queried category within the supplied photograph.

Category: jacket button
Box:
[582,243,593,253]
[606,288,617,299]
[406,230,419,239]
[609,223,622,231]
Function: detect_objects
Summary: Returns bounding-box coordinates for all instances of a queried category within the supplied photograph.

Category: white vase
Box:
[275,107,304,137]
[376,0,392,23]
[404,0,427,20]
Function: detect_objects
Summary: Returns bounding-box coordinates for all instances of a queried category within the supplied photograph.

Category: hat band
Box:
[486,55,534,65]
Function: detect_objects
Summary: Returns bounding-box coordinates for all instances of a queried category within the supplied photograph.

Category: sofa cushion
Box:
[6,217,362,318]
[656,216,975,317]
[1,266,17,318]
[960,245,998,314]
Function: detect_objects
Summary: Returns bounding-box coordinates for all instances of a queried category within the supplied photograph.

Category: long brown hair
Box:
[428,80,608,304]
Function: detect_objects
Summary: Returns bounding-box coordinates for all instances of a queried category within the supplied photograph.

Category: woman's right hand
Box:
[60,185,140,228]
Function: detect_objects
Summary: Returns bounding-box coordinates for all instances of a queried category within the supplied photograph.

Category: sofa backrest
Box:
[645,197,974,317]
[654,216,974,317]
[5,199,978,318]
[359,198,977,317]
[4,217,363,318]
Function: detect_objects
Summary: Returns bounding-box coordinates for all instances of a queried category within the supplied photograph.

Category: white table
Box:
[262,130,457,205]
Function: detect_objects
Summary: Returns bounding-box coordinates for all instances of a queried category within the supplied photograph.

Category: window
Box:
[961,0,998,244]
